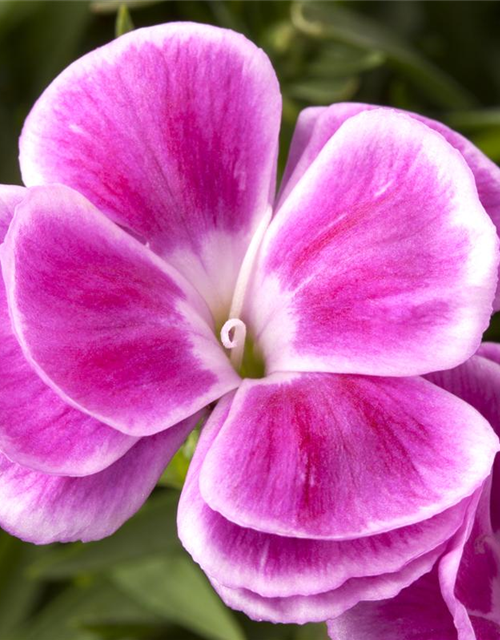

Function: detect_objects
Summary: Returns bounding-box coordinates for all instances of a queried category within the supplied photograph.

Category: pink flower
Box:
[0,23,499,623]
[328,343,500,640]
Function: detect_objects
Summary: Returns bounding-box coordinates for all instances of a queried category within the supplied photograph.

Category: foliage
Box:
[0,1,499,638]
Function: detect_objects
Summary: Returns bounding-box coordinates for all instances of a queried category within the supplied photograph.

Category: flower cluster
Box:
[0,22,500,639]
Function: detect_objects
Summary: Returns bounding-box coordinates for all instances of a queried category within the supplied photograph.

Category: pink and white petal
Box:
[179,393,468,598]
[0,412,198,544]
[19,23,281,320]
[477,341,500,367]
[199,372,497,540]
[0,262,138,476]
[279,102,500,310]
[0,184,137,476]
[327,488,500,640]
[210,543,445,624]
[248,110,499,377]
[277,103,366,206]
[426,352,500,534]
[327,568,459,640]
[0,185,25,241]
[1,185,239,437]
[277,106,327,205]
[445,482,500,634]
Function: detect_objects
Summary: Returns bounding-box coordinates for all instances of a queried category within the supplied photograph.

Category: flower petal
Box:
[209,544,445,624]
[0,413,197,544]
[1,185,239,437]
[0,185,138,475]
[19,23,281,320]
[327,486,499,640]
[279,105,500,315]
[199,372,497,539]
[0,185,25,240]
[443,483,500,637]
[277,106,326,206]
[248,109,498,376]
[427,350,500,534]
[179,394,468,598]
[326,568,458,640]
[477,341,500,367]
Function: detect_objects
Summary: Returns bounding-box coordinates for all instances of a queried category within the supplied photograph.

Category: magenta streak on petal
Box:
[179,393,469,598]
[427,351,500,535]
[0,185,138,476]
[199,372,497,540]
[0,411,199,544]
[248,109,499,378]
[19,23,281,318]
[210,543,446,624]
[327,567,458,640]
[278,102,500,312]
[326,477,500,639]
[0,185,25,241]
[1,185,240,437]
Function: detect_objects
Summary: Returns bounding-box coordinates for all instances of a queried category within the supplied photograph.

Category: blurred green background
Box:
[1,1,500,639]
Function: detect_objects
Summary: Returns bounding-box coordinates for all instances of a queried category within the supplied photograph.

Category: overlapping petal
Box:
[0,413,198,544]
[179,394,469,599]
[327,346,500,640]
[0,185,24,239]
[1,185,239,437]
[212,545,445,624]
[0,185,138,475]
[278,102,500,310]
[427,347,500,534]
[247,109,498,376]
[327,486,500,640]
[19,23,281,319]
[198,372,496,539]
[279,103,500,310]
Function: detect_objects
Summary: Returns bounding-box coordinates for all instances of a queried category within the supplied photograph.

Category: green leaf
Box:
[294,622,329,640]
[292,1,475,109]
[308,43,386,78]
[91,0,161,13]
[158,430,199,489]
[14,578,165,640]
[469,128,500,163]
[115,3,134,38]
[444,108,500,132]
[112,553,245,640]
[288,76,359,104]
[29,491,182,580]
[0,533,45,639]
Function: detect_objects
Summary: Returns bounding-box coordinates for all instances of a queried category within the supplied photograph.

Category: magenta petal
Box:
[443,481,500,637]
[0,271,138,475]
[477,341,500,367]
[19,23,281,319]
[326,568,459,640]
[248,109,498,377]
[209,544,445,624]
[279,102,500,311]
[328,484,500,640]
[0,185,138,475]
[0,185,25,240]
[179,395,468,598]
[0,413,197,544]
[1,185,239,436]
[427,351,500,534]
[199,373,497,539]
[277,106,326,206]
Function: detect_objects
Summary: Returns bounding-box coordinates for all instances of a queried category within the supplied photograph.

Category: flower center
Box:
[219,206,272,378]
[220,318,266,378]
